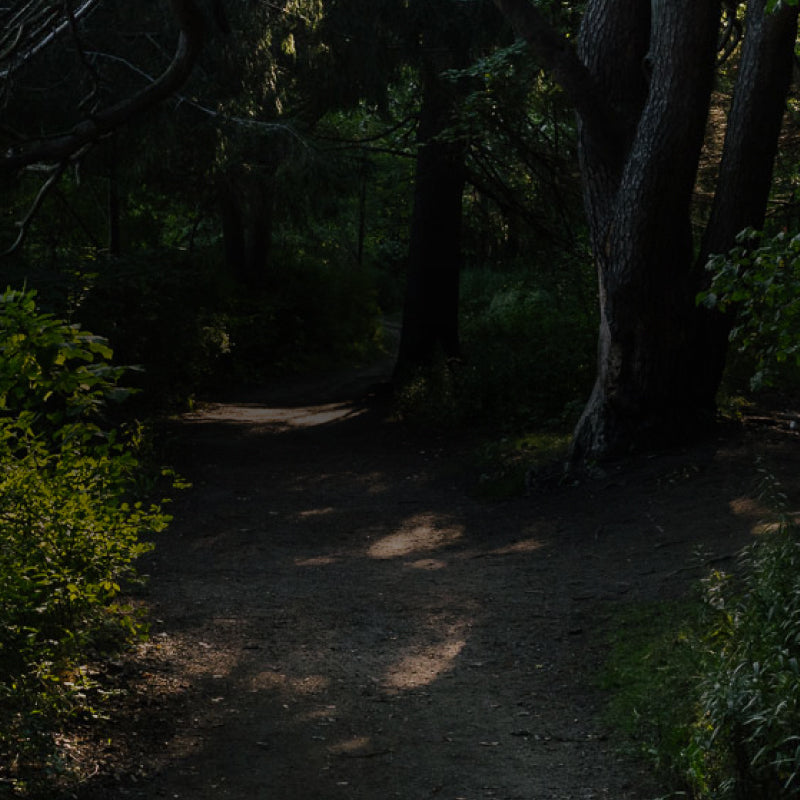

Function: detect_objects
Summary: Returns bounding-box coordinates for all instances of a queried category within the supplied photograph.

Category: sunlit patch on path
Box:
[183,400,366,429]
[381,622,470,692]
[367,513,463,559]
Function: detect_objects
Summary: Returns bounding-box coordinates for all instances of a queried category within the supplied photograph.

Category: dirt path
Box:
[73,363,799,800]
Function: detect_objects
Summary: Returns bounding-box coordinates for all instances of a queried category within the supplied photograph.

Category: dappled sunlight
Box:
[752,512,800,536]
[327,735,372,756]
[183,401,366,429]
[367,513,463,559]
[728,497,800,535]
[729,496,766,520]
[486,537,546,556]
[297,507,337,518]
[406,558,448,570]
[294,555,341,567]
[381,618,470,693]
[246,670,331,695]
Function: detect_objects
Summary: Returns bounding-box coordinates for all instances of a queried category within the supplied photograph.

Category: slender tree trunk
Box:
[394,66,467,380]
[219,166,274,292]
[107,134,121,256]
[689,0,800,408]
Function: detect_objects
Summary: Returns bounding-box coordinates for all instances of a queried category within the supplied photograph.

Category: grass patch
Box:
[471,430,571,500]
[599,598,706,792]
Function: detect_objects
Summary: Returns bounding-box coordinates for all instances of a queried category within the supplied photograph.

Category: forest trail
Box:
[73,357,798,800]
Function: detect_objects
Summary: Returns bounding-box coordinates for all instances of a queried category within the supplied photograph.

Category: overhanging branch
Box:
[491,0,618,146]
[1,0,205,175]
[0,0,102,79]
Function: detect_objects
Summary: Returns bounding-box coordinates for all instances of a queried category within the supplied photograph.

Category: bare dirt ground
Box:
[67,357,799,800]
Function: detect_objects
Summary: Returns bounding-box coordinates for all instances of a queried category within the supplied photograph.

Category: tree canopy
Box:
[0,0,798,456]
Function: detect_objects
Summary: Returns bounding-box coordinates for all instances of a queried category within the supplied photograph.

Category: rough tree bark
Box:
[570,0,721,461]
[690,0,800,409]
[493,0,799,463]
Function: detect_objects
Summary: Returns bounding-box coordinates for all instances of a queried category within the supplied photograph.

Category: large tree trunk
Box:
[571,0,721,462]
[493,0,799,465]
[394,65,467,380]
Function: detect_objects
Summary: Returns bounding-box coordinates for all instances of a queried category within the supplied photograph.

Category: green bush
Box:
[691,516,800,798]
[700,227,800,391]
[0,288,172,792]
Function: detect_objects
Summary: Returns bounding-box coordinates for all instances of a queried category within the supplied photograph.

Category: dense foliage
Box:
[0,289,173,792]
[693,517,800,798]
[701,228,800,391]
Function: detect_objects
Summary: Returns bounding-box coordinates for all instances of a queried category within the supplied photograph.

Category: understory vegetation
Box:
[602,472,800,800]
[598,227,800,800]
[1,1,800,796]
[0,289,175,794]
[395,261,597,432]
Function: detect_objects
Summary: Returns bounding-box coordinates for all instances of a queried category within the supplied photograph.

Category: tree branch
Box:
[1,0,205,175]
[491,0,618,145]
[0,0,101,79]
[3,155,77,255]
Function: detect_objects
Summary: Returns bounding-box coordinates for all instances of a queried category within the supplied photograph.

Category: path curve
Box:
[75,367,797,800]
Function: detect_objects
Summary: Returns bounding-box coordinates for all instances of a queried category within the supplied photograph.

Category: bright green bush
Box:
[0,286,132,442]
[0,287,172,791]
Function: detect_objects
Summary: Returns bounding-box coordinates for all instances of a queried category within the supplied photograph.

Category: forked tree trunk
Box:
[570,0,721,462]
[394,66,467,380]
[570,0,798,463]
[492,0,798,464]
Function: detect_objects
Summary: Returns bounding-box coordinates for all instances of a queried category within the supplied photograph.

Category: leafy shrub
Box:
[691,512,800,798]
[0,288,172,791]
[0,286,132,442]
[700,227,800,391]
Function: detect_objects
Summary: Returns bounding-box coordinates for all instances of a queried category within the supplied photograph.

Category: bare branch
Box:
[83,49,305,142]
[63,0,101,112]
[1,0,205,174]
[0,0,101,79]
[3,156,70,255]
